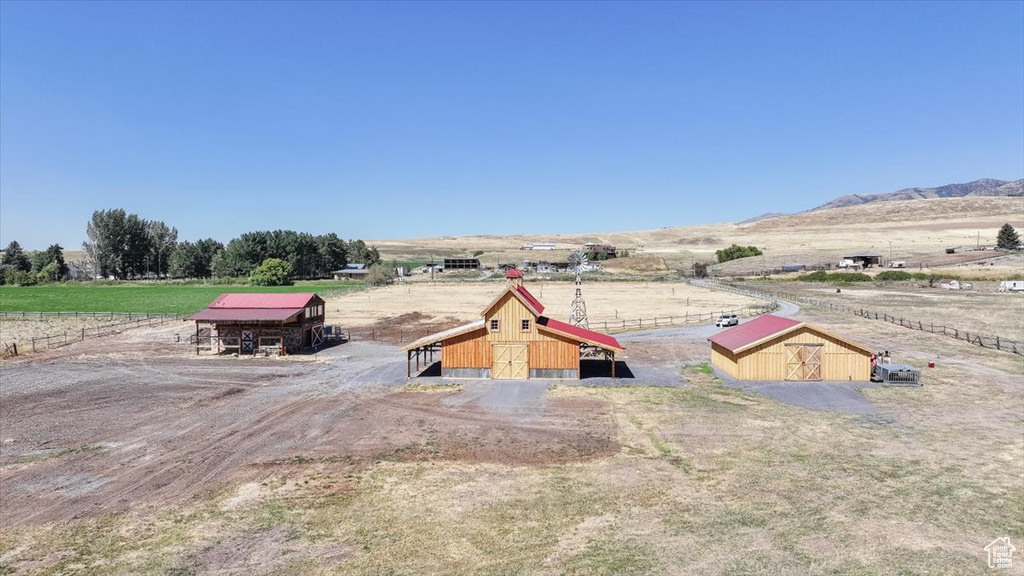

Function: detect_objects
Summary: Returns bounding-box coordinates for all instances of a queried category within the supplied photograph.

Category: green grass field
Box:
[0,281,364,314]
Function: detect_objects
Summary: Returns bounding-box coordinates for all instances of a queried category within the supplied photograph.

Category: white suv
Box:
[715,313,739,327]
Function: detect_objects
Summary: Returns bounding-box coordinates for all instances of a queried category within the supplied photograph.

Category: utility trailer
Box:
[871,363,921,386]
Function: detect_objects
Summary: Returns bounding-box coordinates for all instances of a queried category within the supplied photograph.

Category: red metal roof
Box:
[189,308,302,322]
[707,314,801,352]
[539,317,623,351]
[506,269,523,278]
[208,293,318,309]
[516,286,545,315]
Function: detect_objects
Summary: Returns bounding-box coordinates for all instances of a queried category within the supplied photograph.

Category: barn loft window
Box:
[521,319,530,331]
[490,319,499,332]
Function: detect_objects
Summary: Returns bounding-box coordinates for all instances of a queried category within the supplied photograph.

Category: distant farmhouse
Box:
[332,263,368,280]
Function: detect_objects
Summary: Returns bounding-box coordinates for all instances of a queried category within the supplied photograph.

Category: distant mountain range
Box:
[740,178,1023,224]
[810,178,1024,211]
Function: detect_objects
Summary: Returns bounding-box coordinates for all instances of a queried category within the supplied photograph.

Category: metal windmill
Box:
[568,249,589,329]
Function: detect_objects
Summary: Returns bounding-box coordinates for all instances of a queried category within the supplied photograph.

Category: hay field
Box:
[324,281,763,331]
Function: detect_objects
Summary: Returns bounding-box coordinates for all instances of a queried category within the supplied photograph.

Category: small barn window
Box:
[521,319,530,331]
[490,319,499,332]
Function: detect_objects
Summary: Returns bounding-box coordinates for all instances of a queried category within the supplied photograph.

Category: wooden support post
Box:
[611,352,616,379]
[407,350,411,378]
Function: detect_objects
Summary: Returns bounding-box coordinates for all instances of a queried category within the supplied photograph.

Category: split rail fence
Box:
[699,280,1023,356]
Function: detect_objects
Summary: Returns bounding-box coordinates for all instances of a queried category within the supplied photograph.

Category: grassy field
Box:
[0,281,364,314]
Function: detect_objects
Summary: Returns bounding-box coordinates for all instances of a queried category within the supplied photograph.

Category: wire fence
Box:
[699,280,1023,356]
[1,311,184,320]
[28,315,181,353]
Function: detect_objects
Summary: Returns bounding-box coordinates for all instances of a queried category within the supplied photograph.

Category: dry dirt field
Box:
[372,197,1024,275]
[1,285,1021,575]
[766,282,1024,343]
[324,280,764,340]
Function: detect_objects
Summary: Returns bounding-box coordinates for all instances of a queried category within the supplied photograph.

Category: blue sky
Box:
[1,1,1022,250]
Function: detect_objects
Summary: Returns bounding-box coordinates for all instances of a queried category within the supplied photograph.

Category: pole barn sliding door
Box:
[785,343,822,381]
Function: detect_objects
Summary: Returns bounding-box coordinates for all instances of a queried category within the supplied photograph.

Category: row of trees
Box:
[80,209,381,281]
[0,241,69,285]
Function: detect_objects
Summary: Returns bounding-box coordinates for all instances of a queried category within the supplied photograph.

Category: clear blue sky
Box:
[2,1,1022,250]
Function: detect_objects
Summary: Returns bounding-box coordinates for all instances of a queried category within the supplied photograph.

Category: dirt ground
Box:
[1,291,1021,575]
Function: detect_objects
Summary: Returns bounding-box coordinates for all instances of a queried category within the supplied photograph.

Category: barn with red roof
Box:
[402,271,623,379]
[708,314,872,381]
[189,293,326,355]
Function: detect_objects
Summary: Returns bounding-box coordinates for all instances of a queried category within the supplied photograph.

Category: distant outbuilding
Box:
[709,315,872,381]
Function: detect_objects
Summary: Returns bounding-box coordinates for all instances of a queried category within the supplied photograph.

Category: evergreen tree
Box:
[997,223,1021,249]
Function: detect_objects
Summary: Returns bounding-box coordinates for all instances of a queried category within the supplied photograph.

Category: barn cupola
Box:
[506,268,523,288]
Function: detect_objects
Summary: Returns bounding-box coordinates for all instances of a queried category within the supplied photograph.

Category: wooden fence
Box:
[2,311,182,320]
[699,280,1023,356]
[28,315,180,353]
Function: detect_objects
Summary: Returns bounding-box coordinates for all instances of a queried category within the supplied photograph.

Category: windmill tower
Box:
[568,250,589,329]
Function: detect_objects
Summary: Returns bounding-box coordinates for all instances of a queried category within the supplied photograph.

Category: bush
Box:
[875,270,914,281]
[795,271,871,283]
[365,264,394,286]
[249,258,294,286]
[715,244,763,263]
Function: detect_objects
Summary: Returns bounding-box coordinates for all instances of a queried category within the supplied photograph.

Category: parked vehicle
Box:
[715,313,739,327]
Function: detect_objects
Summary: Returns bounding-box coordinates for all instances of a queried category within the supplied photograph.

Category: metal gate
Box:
[785,343,822,381]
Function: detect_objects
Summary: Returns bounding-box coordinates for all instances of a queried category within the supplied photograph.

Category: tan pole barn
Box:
[709,315,872,381]
[403,270,623,379]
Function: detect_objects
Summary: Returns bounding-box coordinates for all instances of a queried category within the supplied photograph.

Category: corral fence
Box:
[1,311,185,320]
[355,303,778,344]
[25,314,182,353]
[1,342,17,358]
[698,280,1023,356]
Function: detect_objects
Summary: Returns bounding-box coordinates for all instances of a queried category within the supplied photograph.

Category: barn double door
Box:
[492,344,528,379]
[785,343,822,381]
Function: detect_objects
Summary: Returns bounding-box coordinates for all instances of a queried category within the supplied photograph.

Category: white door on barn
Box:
[785,343,822,381]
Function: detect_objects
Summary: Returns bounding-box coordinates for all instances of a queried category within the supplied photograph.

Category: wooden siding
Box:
[710,342,739,378]
[726,326,870,381]
[484,293,544,342]
[441,328,490,368]
[529,335,580,371]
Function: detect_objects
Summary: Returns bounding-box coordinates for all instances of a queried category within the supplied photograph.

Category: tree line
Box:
[0,208,382,284]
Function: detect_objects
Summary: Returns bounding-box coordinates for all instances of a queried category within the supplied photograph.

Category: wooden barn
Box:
[189,293,326,355]
[402,270,623,379]
[709,315,872,381]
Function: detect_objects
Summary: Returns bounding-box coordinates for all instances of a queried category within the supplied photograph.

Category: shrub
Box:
[875,270,914,281]
[365,264,394,286]
[715,244,763,263]
[249,258,294,286]
[796,271,871,283]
